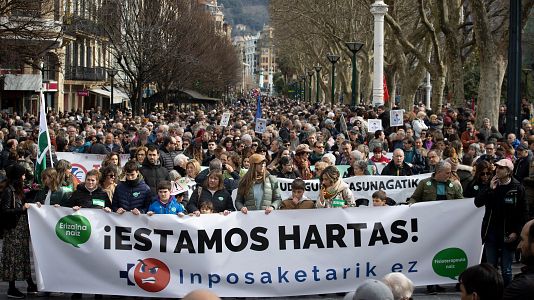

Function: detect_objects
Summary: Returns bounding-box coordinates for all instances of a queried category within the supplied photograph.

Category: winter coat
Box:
[235,175,282,211]
[148,196,185,215]
[195,168,240,192]
[0,185,26,230]
[89,142,107,154]
[68,184,111,209]
[474,178,527,243]
[463,178,489,198]
[159,148,177,172]
[409,176,463,204]
[112,178,152,213]
[381,161,414,176]
[140,160,170,197]
[280,195,315,210]
[186,186,234,213]
[33,187,71,206]
[316,179,355,208]
[522,176,534,220]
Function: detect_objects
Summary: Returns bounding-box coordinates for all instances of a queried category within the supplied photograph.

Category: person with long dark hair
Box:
[0,164,37,298]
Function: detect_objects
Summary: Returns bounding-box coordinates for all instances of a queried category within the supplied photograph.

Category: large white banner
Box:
[56,152,130,181]
[28,200,483,298]
[278,173,431,204]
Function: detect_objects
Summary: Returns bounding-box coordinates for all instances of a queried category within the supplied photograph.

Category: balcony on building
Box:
[63,14,106,37]
[65,66,107,81]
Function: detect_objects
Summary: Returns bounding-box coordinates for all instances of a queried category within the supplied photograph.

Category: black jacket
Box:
[474,178,527,243]
[68,184,111,209]
[0,185,26,230]
[514,155,531,183]
[381,161,413,176]
[140,160,170,197]
[159,148,177,172]
[186,186,235,213]
[503,265,534,300]
[195,168,240,192]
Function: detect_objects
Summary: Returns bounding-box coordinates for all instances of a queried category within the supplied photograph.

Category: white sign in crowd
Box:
[29,200,483,297]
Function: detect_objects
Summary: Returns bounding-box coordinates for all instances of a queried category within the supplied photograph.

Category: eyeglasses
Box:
[485,147,495,150]
[252,144,258,147]
[316,145,324,149]
[480,172,492,176]
[107,174,116,178]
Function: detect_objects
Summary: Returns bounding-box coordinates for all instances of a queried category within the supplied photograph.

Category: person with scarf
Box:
[293,144,313,180]
[316,166,355,208]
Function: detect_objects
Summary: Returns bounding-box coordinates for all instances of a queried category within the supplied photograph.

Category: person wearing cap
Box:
[235,154,281,215]
[513,143,531,182]
[293,144,313,180]
[475,158,527,287]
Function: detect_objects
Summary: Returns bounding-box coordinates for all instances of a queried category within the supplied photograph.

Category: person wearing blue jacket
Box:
[147,181,185,216]
[112,161,152,215]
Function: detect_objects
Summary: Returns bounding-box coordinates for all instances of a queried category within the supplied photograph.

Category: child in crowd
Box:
[199,201,214,214]
[372,190,388,207]
[147,181,185,216]
[280,178,314,209]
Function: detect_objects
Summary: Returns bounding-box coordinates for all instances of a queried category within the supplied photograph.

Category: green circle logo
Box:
[432,248,468,280]
[55,215,91,248]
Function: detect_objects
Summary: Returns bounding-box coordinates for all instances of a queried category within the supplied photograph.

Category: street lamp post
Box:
[326,53,340,107]
[107,68,118,117]
[345,42,364,107]
[300,75,307,102]
[307,70,314,102]
[314,65,322,104]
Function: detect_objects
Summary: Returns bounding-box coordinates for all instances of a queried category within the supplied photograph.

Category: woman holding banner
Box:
[316,166,355,208]
[235,154,281,214]
[0,164,38,298]
[33,168,71,206]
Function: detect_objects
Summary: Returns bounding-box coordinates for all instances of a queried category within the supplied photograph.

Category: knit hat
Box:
[249,154,266,165]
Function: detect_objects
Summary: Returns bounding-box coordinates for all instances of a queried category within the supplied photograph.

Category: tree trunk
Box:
[475,55,506,128]
[444,41,465,108]
[431,73,447,112]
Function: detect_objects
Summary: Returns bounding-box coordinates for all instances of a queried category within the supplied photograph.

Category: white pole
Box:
[371,0,388,107]
[425,71,432,110]
[259,68,264,88]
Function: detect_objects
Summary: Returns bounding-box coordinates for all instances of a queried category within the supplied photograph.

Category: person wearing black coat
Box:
[68,170,111,210]
[140,145,170,197]
[187,171,234,216]
[380,149,414,176]
[0,164,38,298]
[513,145,531,183]
[112,161,152,214]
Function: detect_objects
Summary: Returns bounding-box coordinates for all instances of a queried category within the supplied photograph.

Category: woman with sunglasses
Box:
[99,165,118,202]
[464,160,492,198]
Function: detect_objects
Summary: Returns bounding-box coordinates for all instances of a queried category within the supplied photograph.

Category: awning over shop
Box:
[3,74,41,91]
[181,89,221,102]
[90,87,128,104]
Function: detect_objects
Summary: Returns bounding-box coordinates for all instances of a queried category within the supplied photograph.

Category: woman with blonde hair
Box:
[33,168,71,206]
[235,154,281,214]
[55,159,78,194]
[99,165,118,202]
[316,166,355,208]
[185,159,201,182]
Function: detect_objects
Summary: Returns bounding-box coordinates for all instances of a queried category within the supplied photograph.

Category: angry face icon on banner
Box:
[133,258,170,292]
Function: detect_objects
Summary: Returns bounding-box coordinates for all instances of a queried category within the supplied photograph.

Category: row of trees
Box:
[97,0,240,115]
[270,0,534,126]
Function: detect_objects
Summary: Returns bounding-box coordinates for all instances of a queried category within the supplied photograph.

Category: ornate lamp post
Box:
[326,53,340,107]
[314,65,322,104]
[307,70,314,102]
[300,75,307,101]
[345,42,364,106]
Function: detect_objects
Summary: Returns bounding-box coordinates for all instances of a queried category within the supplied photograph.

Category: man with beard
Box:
[503,219,534,299]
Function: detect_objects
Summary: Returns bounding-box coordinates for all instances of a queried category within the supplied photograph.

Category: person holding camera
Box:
[474,159,528,287]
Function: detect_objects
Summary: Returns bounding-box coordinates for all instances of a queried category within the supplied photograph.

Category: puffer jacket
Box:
[140,160,170,197]
[112,178,152,213]
[235,175,282,211]
[159,148,177,172]
[68,183,111,209]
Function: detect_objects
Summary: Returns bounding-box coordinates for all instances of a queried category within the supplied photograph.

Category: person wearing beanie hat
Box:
[235,154,282,215]
[1,164,38,297]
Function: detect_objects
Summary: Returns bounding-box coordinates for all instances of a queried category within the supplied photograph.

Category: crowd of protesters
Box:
[0,95,533,299]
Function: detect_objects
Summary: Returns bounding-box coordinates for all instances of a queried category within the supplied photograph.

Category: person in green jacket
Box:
[409,161,463,204]
[33,168,72,206]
